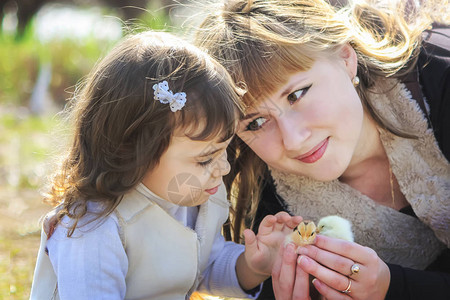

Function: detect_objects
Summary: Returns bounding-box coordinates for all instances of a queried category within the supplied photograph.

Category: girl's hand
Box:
[244,212,303,276]
[272,242,311,300]
[297,235,390,300]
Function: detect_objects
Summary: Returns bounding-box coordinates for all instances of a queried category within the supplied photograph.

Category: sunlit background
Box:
[0,1,211,298]
[3,0,447,299]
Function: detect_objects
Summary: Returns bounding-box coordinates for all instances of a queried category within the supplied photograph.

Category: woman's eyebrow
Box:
[242,112,259,120]
[280,77,308,98]
[280,82,296,98]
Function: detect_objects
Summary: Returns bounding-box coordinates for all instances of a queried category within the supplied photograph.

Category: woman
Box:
[195,0,450,299]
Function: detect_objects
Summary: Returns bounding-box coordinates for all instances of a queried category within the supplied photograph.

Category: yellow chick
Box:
[286,220,317,247]
[316,215,354,242]
[286,215,354,247]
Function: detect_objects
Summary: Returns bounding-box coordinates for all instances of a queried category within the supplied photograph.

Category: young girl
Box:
[30,31,302,299]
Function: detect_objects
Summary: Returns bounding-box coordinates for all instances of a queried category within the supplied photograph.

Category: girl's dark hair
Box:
[45,31,244,236]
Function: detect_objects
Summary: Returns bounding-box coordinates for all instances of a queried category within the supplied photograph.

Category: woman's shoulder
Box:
[416,25,450,161]
[417,25,450,92]
[421,25,450,53]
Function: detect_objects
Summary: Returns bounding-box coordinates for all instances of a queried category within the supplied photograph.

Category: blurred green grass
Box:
[1,234,42,299]
[0,111,64,299]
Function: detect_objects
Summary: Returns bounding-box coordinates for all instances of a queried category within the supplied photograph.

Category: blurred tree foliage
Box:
[0,29,40,107]
[0,1,172,109]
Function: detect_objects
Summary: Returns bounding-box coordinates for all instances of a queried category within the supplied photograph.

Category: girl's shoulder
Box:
[43,204,127,299]
[44,202,121,241]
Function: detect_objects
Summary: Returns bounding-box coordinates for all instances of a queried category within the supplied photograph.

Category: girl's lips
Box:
[205,185,219,195]
[295,138,329,163]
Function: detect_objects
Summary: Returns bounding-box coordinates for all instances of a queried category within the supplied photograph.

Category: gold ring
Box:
[341,277,352,294]
[350,263,360,275]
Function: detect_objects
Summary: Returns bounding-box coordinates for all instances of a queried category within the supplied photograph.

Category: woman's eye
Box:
[197,158,213,168]
[287,85,311,105]
[246,117,267,131]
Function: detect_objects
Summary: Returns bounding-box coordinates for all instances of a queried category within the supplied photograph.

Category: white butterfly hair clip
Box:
[152,81,187,112]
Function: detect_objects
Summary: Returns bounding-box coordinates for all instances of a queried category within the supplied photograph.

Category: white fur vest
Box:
[30,183,229,299]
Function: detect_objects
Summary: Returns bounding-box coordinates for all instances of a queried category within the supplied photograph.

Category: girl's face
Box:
[237,46,366,181]
[142,133,232,207]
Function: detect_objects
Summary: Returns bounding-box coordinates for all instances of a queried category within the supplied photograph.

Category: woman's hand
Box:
[272,242,311,300]
[296,235,390,300]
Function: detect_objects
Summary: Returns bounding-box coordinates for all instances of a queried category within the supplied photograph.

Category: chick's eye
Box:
[246,117,267,131]
[287,85,311,105]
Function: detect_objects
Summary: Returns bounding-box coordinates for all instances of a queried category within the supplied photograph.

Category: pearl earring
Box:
[352,75,360,87]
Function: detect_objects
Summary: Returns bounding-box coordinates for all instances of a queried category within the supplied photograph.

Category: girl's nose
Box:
[278,113,310,151]
[211,151,231,178]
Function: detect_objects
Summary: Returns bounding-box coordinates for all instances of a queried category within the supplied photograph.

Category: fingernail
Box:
[298,255,309,265]
[312,278,318,286]
[286,243,295,253]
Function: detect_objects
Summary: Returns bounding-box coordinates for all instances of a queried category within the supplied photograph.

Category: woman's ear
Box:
[339,44,358,78]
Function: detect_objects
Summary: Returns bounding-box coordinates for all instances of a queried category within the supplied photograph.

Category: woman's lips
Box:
[205,185,219,195]
[295,138,329,163]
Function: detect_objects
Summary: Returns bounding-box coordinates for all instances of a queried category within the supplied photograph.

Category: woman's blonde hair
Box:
[195,0,444,242]
[45,31,244,237]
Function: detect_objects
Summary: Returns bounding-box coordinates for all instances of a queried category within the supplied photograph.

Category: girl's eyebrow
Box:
[197,147,224,158]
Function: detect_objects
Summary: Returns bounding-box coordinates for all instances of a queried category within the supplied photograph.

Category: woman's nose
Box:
[278,112,310,151]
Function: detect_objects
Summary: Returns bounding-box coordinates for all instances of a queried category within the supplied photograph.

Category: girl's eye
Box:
[197,158,213,168]
[246,117,267,131]
[287,85,311,105]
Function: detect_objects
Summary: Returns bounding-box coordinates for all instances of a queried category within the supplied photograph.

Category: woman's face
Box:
[237,46,365,181]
